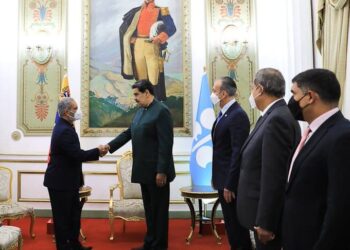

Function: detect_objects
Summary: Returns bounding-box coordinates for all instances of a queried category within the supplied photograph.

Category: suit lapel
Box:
[286,111,343,189]
[212,102,238,139]
[241,99,286,152]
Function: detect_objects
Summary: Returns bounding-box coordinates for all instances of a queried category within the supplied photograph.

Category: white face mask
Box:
[68,110,82,121]
[210,92,221,105]
[74,111,82,121]
[249,93,257,109]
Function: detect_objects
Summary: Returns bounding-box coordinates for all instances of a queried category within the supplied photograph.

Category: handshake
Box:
[98,144,110,157]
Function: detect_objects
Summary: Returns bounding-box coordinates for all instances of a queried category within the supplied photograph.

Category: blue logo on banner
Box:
[189,74,215,186]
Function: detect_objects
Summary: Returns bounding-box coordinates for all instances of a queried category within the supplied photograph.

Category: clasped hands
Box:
[98,144,110,157]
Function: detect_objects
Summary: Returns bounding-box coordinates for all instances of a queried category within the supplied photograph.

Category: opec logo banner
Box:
[189,74,215,186]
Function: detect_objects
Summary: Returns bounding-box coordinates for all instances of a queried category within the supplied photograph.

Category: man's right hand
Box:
[130,37,136,44]
[98,144,110,157]
[223,188,235,203]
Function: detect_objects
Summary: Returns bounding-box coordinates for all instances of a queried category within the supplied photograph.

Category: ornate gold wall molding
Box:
[206,0,258,124]
[17,0,67,135]
[16,170,189,204]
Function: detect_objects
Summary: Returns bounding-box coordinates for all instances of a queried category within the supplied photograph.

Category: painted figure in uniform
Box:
[119,0,177,101]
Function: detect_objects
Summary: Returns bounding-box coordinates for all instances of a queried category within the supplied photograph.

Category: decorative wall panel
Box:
[18,0,67,135]
[206,0,258,124]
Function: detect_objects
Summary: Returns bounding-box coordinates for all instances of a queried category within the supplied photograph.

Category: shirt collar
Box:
[143,2,155,9]
[220,98,236,115]
[309,107,339,133]
[261,98,283,116]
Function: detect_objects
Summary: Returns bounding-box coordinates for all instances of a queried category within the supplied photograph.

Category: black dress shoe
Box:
[131,246,151,250]
[80,246,93,250]
[71,243,93,250]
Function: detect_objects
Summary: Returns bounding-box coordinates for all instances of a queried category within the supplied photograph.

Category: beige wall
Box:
[0,0,347,212]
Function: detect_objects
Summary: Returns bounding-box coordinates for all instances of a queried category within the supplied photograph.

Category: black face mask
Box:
[288,96,304,121]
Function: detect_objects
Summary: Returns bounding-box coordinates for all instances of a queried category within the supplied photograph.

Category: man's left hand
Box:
[254,226,275,245]
[223,188,235,203]
[152,37,161,44]
[156,173,167,187]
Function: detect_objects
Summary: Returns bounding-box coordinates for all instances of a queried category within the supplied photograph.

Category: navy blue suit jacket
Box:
[44,118,99,191]
[211,101,250,192]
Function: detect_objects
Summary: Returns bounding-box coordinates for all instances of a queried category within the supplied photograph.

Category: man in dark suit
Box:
[211,76,252,250]
[236,68,300,250]
[44,97,107,250]
[107,80,175,250]
[282,69,350,250]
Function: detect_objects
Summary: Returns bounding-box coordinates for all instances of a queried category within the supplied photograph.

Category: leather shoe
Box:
[72,244,93,250]
[75,246,92,250]
[82,247,92,250]
[130,246,149,250]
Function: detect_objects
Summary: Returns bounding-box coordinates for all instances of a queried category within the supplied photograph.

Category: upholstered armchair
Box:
[0,166,35,238]
[109,151,145,240]
[0,225,23,250]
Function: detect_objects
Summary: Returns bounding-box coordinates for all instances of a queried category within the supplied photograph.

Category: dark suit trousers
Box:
[218,190,252,250]
[141,183,170,250]
[48,188,81,250]
[254,230,281,250]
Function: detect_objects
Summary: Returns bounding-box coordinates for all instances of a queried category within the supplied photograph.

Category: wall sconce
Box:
[25,32,55,85]
[27,45,53,66]
[219,24,248,80]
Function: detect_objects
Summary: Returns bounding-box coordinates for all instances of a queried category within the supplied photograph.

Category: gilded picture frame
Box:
[81,0,192,137]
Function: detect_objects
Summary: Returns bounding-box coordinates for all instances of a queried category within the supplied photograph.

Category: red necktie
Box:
[288,127,312,181]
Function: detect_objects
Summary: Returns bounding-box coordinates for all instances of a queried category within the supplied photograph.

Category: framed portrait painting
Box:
[81,0,192,136]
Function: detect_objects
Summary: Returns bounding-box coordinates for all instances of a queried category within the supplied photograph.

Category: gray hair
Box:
[58,97,74,117]
[254,68,285,98]
[220,76,237,96]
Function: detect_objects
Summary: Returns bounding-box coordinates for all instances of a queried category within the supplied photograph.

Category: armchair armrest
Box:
[109,184,122,209]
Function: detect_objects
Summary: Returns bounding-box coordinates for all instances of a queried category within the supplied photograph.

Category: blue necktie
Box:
[216,111,223,124]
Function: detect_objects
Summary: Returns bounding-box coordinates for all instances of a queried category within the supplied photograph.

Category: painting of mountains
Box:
[89,69,184,128]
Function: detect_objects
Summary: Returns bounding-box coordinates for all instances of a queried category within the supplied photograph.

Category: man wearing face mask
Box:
[282,69,350,250]
[236,68,300,250]
[44,97,109,250]
[210,76,252,250]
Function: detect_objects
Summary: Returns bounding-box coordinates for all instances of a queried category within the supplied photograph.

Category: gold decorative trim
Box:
[80,0,192,137]
[206,0,258,125]
[17,170,189,203]
[17,0,68,135]
[11,131,22,141]
[0,166,13,203]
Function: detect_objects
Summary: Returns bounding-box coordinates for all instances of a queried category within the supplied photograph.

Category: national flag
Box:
[189,74,215,186]
[54,74,70,124]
